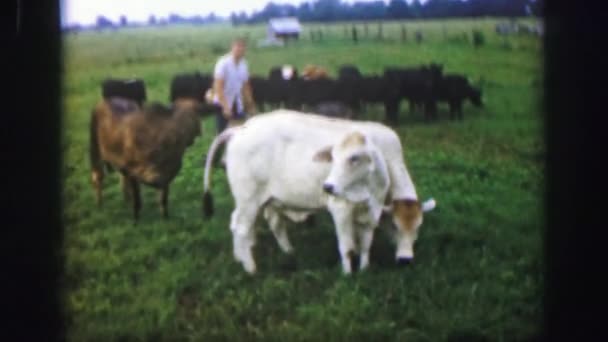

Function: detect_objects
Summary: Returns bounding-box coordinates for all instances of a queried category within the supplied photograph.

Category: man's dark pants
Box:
[212,109,246,166]
[211,112,228,167]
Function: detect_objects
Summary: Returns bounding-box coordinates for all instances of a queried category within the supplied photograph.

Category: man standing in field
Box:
[211,37,256,135]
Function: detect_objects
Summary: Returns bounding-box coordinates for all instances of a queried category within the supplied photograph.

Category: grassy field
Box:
[62,18,544,341]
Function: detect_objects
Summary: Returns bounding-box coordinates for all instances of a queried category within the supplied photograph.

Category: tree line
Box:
[71,0,542,31]
[231,0,543,25]
[92,13,223,29]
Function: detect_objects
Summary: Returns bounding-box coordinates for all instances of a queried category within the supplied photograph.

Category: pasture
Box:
[62,18,544,341]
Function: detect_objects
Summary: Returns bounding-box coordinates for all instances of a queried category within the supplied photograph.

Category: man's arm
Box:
[213,77,231,118]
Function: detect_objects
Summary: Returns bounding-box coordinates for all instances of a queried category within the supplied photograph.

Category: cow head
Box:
[281,65,297,80]
[313,132,389,208]
[384,198,436,264]
[428,63,444,76]
[470,87,483,107]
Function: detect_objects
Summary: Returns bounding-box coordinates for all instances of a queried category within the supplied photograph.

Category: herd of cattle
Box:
[168,63,484,123]
[252,63,483,123]
[89,68,444,275]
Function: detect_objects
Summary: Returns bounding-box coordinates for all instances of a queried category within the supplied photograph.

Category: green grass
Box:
[62,18,544,341]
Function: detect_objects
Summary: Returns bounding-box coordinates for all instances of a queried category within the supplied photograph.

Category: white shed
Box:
[267,17,302,41]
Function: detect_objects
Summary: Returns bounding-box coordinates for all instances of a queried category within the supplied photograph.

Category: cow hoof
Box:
[279,255,298,272]
[347,251,360,273]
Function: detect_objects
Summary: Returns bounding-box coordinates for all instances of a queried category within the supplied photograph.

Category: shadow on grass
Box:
[227,211,417,276]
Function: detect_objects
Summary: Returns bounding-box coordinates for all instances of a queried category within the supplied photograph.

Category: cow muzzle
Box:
[396,256,413,266]
[396,245,414,266]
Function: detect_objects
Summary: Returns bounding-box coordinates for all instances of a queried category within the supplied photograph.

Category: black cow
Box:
[338,64,362,80]
[249,66,299,111]
[333,78,363,115]
[269,65,299,81]
[288,78,340,110]
[312,101,354,119]
[436,74,483,120]
[102,79,147,106]
[268,67,283,80]
[249,76,268,109]
[383,63,444,123]
[249,76,289,111]
[356,75,402,124]
[169,72,212,103]
[337,65,364,113]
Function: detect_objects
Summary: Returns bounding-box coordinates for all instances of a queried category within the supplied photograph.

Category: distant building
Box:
[267,17,302,42]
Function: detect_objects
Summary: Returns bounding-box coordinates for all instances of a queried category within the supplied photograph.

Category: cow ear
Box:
[421,198,437,212]
[313,146,333,162]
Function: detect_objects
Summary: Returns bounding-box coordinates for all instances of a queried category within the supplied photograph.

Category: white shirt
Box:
[213,53,249,114]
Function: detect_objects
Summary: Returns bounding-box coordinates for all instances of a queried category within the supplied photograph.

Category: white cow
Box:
[203,110,436,274]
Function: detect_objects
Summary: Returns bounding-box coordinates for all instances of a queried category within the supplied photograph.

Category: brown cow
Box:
[302,64,329,80]
[90,96,219,222]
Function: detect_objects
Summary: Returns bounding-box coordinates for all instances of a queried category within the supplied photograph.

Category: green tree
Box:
[388,0,410,19]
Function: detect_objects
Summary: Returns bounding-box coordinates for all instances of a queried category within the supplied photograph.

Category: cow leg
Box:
[448,101,456,120]
[328,201,357,275]
[158,185,169,219]
[91,170,104,206]
[384,101,399,126]
[264,207,294,254]
[128,176,142,223]
[456,101,463,120]
[120,173,132,204]
[425,101,438,121]
[229,204,260,274]
[357,225,376,271]
[352,101,362,117]
[422,102,430,122]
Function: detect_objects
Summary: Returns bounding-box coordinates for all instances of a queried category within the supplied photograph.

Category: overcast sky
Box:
[61,0,412,26]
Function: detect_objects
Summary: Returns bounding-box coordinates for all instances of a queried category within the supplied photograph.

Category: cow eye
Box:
[349,155,360,164]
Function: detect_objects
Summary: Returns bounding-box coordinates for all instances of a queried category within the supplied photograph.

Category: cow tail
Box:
[203,126,239,218]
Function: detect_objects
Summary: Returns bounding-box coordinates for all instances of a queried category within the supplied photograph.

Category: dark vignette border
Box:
[544,0,605,341]
[6,0,608,341]
[9,0,65,341]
